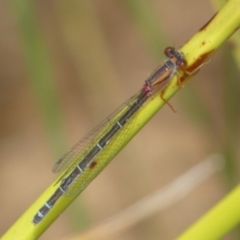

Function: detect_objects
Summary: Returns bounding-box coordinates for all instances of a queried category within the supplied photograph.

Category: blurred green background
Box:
[0,0,239,239]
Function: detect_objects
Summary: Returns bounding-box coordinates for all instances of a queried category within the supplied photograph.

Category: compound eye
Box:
[164,47,174,58]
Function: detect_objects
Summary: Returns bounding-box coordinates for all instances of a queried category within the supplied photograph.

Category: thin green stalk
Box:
[2,0,240,239]
[177,184,240,240]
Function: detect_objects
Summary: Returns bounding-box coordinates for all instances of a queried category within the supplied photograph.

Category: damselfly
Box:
[33,47,186,224]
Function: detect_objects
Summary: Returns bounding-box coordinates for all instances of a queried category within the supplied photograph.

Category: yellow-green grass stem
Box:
[177,184,240,240]
[2,0,240,239]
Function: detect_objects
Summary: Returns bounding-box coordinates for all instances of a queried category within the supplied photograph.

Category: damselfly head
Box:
[164,47,186,70]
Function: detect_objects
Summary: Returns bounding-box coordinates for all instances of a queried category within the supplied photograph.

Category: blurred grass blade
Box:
[64,154,224,240]
[8,0,65,156]
[212,0,240,188]
[122,0,167,60]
